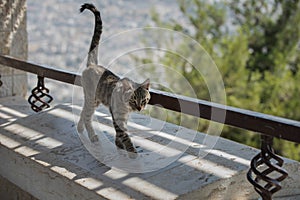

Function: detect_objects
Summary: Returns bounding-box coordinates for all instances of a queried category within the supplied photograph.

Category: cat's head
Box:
[128,79,151,111]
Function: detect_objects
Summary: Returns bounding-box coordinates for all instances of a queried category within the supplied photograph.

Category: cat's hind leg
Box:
[77,112,85,133]
[77,101,99,133]
[78,99,99,142]
[85,101,98,142]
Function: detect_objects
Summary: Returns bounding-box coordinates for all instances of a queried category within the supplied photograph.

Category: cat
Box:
[77,3,151,158]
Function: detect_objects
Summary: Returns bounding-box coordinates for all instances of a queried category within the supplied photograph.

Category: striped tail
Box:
[80,3,103,66]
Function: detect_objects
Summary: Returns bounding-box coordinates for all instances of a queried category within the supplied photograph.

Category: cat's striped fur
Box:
[77,3,150,158]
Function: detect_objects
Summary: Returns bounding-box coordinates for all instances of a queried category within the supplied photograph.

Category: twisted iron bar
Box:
[28,76,53,112]
[247,135,288,200]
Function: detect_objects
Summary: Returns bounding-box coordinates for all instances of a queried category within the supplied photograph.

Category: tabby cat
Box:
[77,3,151,157]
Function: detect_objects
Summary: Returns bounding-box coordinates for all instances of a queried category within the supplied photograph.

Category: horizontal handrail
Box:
[0,55,82,86]
[1,54,300,143]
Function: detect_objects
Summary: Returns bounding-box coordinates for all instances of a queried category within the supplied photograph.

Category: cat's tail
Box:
[80,3,103,66]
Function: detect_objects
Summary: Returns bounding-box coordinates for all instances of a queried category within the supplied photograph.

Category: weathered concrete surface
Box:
[0,96,36,200]
[0,175,38,200]
[0,0,28,97]
[0,97,299,200]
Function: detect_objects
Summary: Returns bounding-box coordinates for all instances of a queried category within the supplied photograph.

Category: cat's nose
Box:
[137,106,142,111]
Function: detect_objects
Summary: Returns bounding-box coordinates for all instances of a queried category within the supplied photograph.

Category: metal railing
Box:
[0,54,299,200]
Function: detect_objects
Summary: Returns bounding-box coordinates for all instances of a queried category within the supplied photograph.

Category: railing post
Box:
[247,135,288,199]
[28,76,53,112]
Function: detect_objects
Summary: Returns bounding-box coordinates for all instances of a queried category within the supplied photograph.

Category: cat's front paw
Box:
[90,135,99,143]
[128,151,138,159]
[115,139,138,159]
[125,145,138,159]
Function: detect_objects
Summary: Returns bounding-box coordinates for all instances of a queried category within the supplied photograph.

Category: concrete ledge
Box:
[0,175,38,200]
[0,97,299,200]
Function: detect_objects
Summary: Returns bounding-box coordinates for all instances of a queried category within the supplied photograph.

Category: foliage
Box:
[140,0,300,161]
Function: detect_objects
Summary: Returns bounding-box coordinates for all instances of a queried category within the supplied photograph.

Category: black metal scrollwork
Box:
[247,135,288,200]
[28,76,53,112]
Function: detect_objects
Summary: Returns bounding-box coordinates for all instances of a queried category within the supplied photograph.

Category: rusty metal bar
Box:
[0,55,81,86]
[1,54,300,143]
[149,89,300,143]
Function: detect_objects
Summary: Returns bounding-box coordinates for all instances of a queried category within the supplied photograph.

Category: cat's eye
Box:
[141,99,147,106]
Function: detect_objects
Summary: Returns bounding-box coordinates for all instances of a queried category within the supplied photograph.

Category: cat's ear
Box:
[140,78,150,90]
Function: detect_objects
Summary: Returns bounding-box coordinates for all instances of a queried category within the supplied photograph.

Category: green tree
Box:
[140,0,300,160]
[229,0,300,78]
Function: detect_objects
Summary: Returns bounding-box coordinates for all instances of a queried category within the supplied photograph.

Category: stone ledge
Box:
[0,174,38,200]
[0,97,299,200]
